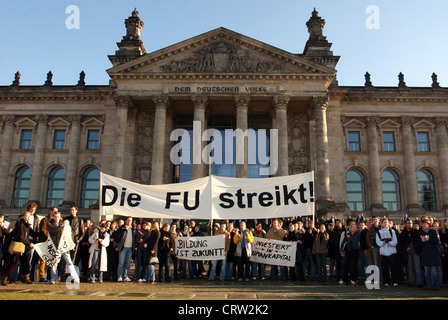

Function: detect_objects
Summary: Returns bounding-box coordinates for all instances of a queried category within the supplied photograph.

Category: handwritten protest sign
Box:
[176,235,225,261]
[249,237,297,267]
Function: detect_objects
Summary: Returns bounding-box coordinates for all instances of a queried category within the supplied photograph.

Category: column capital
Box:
[400,115,414,126]
[68,114,83,124]
[114,95,134,110]
[273,95,290,110]
[366,115,380,127]
[3,114,15,125]
[435,116,448,127]
[311,95,328,110]
[234,95,251,109]
[152,94,170,109]
[35,114,49,125]
[191,94,208,109]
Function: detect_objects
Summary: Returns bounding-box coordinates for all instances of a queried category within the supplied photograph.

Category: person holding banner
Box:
[252,222,267,281]
[44,211,80,285]
[208,222,228,281]
[266,219,287,280]
[158,223,174,283]
[178,224,194,279]
[233,221,254,282]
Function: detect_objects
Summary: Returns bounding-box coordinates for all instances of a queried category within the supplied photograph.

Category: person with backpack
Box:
[376,218,399,287]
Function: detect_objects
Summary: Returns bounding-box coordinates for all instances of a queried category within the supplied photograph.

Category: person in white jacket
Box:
[88,223,110,283]
[375,218,399,287]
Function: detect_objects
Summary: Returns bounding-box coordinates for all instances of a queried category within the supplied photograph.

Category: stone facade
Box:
[0,9,447,223]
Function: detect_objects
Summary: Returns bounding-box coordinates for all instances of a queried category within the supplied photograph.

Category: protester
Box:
[0,211,42,285]
[225,223,236,281]
[178,224,194,279]
[440,218,448,284]
[135,221,150,282]
[158,223,174,282]
[169,222,179,280]
[398,219,422,287]
[233,221,253,282]
[145,221,160,283]
[208,222,228,281]
[115,216,135,282]
[106,220,119,281]
[312,224,329,282]
[46,210,80,285]
[303,220,318,280]
[251,222,267,280]
[266,219,287,280]
[339,221,360,285]
[284,223,298,281]
[376,218,399,287]
[419,218,442,290]
[88,222,110,283]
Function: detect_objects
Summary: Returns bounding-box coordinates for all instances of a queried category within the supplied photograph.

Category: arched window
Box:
[417,169,437,211]
[382,170,401,211]
[346,169,366,211]
[80,167,100,208]
[11,166,31,207]
[46,166,65,208]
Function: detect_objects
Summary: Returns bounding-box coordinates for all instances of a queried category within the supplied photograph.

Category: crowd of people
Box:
[0,205,447,291]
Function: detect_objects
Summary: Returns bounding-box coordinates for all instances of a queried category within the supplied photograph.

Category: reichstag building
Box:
[1,9,447,223]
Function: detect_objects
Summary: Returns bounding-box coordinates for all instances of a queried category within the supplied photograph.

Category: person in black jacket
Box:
[145,221,160,283]
[0,211,42,285]
[303,220,318,279]
[398,219,422,287]
[157,223,174,282]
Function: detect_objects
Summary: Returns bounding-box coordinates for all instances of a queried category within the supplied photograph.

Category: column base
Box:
[406,204,425,216]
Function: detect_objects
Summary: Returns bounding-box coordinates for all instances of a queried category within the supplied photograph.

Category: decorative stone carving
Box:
[398,72,407,88]
[133,110,154,184]
[44,71,53,87]
[432,73,440,89]
[11,71,20,87]
[77,71,86,87]
[306,8,326,41]
[114,95,134,110]
[161,40,282,73]
[288,112,310,174]
[364,72,373,87]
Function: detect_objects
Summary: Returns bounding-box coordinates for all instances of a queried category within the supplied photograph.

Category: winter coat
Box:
[328,227,345,259]
[13,218,40,246]
[398,227,421,264]
[312,232,329,255]
[88,230,110,271]
[419,228,442,266]
[233,230,253,257]
[375,228,397,257]
[158,229,174,255]
[145,229,160,259]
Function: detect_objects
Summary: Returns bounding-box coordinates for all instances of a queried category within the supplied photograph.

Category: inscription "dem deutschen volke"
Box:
[173,86,271,93]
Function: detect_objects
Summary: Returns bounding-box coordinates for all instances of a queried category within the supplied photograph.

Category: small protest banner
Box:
[249,237,297,267]
[176,235,225,261]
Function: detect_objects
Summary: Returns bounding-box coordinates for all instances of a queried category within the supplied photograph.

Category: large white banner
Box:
[249,237,297,267]
[175,235,225,261]
[100,171,314,220]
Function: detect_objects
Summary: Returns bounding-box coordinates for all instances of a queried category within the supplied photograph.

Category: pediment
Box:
[378,119,401,128]
[413,119,435,129]
[107,27,335,79]
[48,117,70,128]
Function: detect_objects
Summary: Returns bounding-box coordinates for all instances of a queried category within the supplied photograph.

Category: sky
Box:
[0,0,447,87]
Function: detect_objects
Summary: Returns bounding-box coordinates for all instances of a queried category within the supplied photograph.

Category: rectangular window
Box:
[347,131,361,151]
[19,129,32,149]
[86,130,100,150]
[53,129,66,150]
[382,131,395,152]
[417,132,430,152]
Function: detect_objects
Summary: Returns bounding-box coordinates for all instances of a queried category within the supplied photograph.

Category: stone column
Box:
[366,116,385,209]
[235,95,250,178]
[151,95,169,185]
[312,95,331,201]
[191,95,207,180]
[435,117,448,208]
[273,95,290,177]
[401,116,422,210]
[63,115,82,206]
[28,114,48,205]
[0,115,15,206]
[113,95,134,178]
